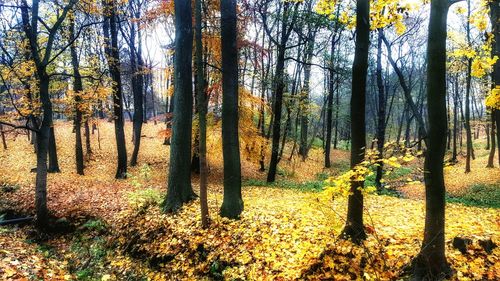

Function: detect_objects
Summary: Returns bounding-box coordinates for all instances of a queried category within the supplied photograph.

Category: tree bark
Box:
[340,0,369,244]
[265,1,297,183]
[70,16,84,175]
[299,25,316,161]
[375,29,386,191]
[325,35,336,168]
[412,0,451,278]
[220,0,243,219]
[452,76,459,163]
[195,0,209,228]
[163,0,196,212]
[487,110,496,167]
[103,0,127,179]
[464,0,473,173]
[129,0,144,167]
[0,124,6,150]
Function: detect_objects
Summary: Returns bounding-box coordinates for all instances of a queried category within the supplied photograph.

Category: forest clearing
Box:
[1,0,500,280]
[0,122,498,280]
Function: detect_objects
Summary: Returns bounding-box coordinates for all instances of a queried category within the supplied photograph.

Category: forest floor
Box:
[0,121,499,280]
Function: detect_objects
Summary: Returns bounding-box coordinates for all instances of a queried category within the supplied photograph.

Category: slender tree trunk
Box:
[487,110,496,167]
[333,75,340,150]
[129,2,144,167]
[266,2,297,183]
[220,0,243,219]
[195,0,209,228]
[412,0,451,278]
[497,111,500,165]
[299,27,316,161]
[35,73,51,228]
[325,35,336,168]
[85,120,92,158]
[0,124,6,150]
[70,17,84,175]
[485,122,490,150]
[163,0,196,212]
[47,127,60,173]
[267,45,286,182]
[465,0,473,173]
[103,0,127,179]
[341,0,369,244]
[375,29,386,191]
[490,0,500,167]
[452,77,459,162]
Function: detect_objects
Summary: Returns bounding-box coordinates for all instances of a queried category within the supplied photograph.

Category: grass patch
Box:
[70,235,108,281]
[127,188,163,211]
[328,159,350,176]
[447,183,500,208]
[243,179,324,192]
[315,172,330,181]
[386,167,413,180]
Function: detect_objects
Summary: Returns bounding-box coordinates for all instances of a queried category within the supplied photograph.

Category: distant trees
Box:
[259,0,300,183]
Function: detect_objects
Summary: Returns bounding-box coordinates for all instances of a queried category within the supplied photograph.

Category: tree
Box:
[19,0,77,227]
[195,0,209,227]
[102,0,127,179]
[374,29,386,191]
[488,0,500,167]
[220,0,243,219]
[464,0,474,173]
[258,0,300,183]
[412,0,452,278]
[69,14,84,175]
[123,0,145,167]
[163,0,196,212]
[340,0,369,243]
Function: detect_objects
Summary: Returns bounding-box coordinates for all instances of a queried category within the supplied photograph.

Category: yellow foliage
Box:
[486,86,500,109]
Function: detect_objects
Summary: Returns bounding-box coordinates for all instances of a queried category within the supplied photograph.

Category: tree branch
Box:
[0,121,38,132]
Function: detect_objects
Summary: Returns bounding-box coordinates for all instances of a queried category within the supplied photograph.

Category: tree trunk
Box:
[195,0,209,228]
[465,0,473,173]
[0,124,6,150]
[85,120,92,158]
[266,2,297,183]
[375,29,386,191]
[452,76,459,162]
[70,18,84,175]
[325,35,336,168]
[341,0,369,244]
[412,0,451,278]
[35,73,52,228]
[220,0,243,219]
[267,45,286,182]
[47,127,60,173]
[487,110,496,167]
[163,0,196,212]
[103,0,127,179]
[490,0,500,167]
[299,27,316,161]
[129,1,144,167]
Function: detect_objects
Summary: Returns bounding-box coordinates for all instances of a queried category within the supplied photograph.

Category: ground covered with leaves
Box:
[0,122,499,280]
